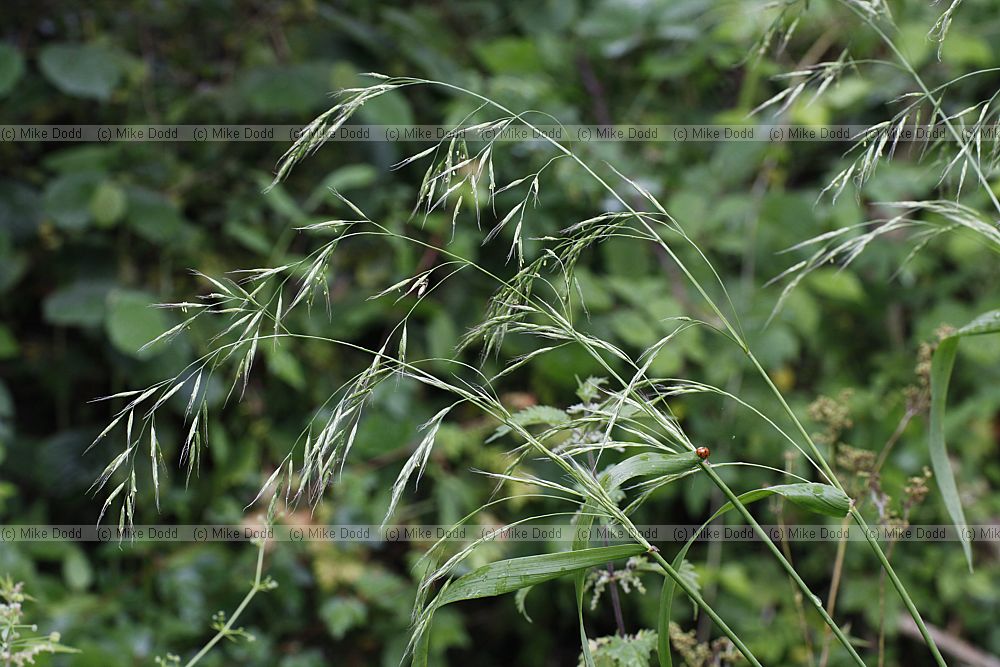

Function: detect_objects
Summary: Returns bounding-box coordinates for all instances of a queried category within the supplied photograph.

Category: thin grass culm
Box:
[83,3,1000,664]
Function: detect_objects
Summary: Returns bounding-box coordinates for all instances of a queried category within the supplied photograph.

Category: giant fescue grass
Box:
[91,1,1000,664]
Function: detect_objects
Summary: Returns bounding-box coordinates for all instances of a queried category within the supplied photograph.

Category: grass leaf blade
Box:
[437,544,647,607]
[929,309,1000,572]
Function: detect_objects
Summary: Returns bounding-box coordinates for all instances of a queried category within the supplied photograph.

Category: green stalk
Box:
[852,511,947,666]
[645,546,762,667]
[184,540,267,667]
[746,354,947,667]
[701,466,863,665]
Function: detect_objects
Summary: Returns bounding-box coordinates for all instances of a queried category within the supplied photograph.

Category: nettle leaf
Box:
[487,405,570,442]
[585,629,659,667]
[930,309,1000,572]
[674,560,700,601]
[576,376,609,403]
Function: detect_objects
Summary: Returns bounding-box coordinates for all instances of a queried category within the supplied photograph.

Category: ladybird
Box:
[695,446,710,460]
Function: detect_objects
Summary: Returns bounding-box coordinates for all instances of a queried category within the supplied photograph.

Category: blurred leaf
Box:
[43,173,101,230]
[806,268,864,303]
[320,596,367,639]
[0,325,17,360]
[0,182,40,241]
[266,345,306,390]
[358,89,414,126]
[90,181,128,227]
[940,32,992,66]
[475,38,543,75]
[43,281,112,327]
[257,176,306,223]
[126,187,192,246]
[105,289,169,358]
[487,405,569,442]
[42,146,114,174]
[0,43,25,97]
[611,310,659,348]
[305,165,377,211]
[238,63,331,115]
[62,547,93,591]
[39,43,124,100]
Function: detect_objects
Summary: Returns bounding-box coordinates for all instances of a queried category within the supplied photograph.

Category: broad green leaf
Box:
[62,547,93,592]
[105,290,169,359]
[43,281,112,327]
[930,309,1000,572]
[237,63,331,115]
[39,43,124,100]
[41,145,114,174]
[0,43,25,97]
[126,187,194,247]
[89,181,127,227]
[658,483,849,666]
[358,88,414,126]
[255,174,306,223]
[474,38,542,75]
[305,165,378,212]
[0,325,18,360]
[320,596,368,640]
[805,268,864,303]
[0,182,41,241]
[611,310,660,349]
[43,173,101,230]
[267,345,307,390]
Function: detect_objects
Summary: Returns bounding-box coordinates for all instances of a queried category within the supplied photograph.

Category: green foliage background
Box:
[0,1,998,665]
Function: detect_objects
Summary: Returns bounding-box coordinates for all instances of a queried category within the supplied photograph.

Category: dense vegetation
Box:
[1,1,998,666]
